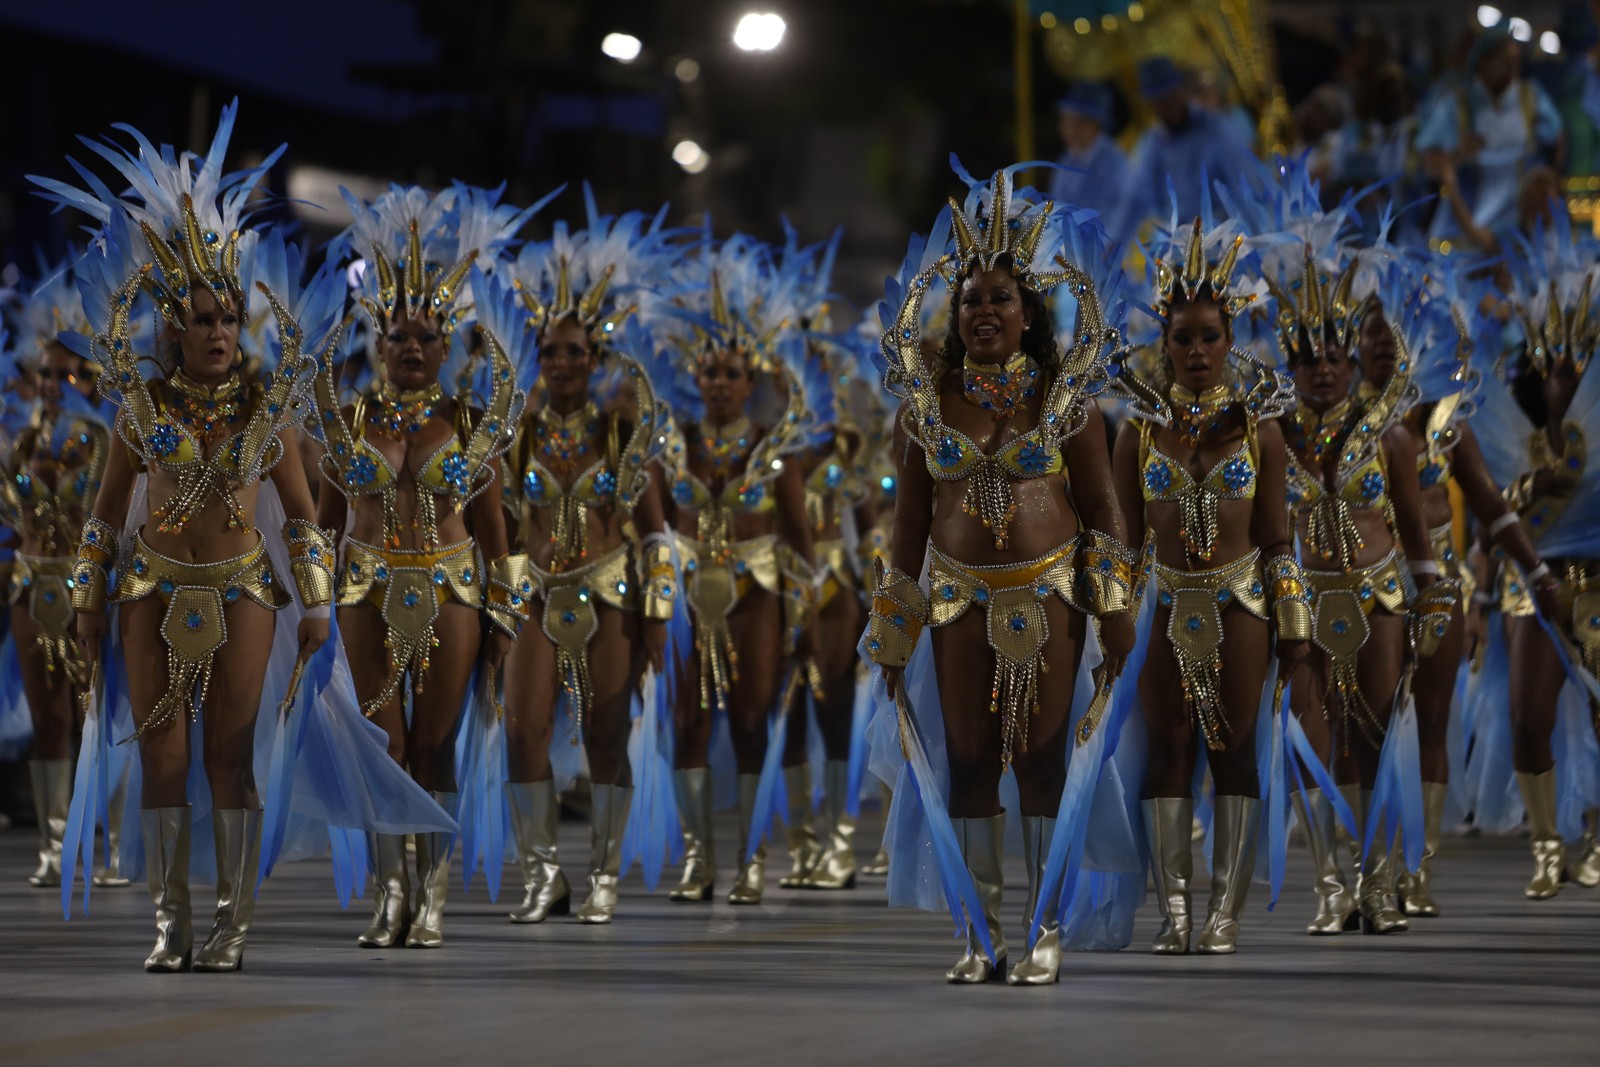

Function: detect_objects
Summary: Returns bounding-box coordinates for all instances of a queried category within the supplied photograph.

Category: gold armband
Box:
[283,519,336,609]
[1079,530,1137,618]
[866,562,928,668]
[71,517,118,613]
[781,550,818,651]
[1409,579,1460,658]
[1265,555,1312,644]
[485,553,535,636]
[639,538,678,622]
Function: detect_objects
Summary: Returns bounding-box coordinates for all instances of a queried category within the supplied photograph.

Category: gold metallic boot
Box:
[668,768,716,902]
[1516,770,1564,899]
[93,775,132,888]
[1008,815,1060,985]
[141,807,193,973]
[576,784,631,923]
[1570,811,1600,889]
[357,833,410,947]
[1399,783,1447,918]
[778,765,820,888]
[1195,795,1259,954]
[1356,791,1407,933]
[1141,797,1193,954]
[405,792,456,948]
[946,813,1006,983]
[27,759,70,888]
[506,780,570,923]
[1296,789,1357,935]
[805,760,859,890]
[861,784,891,877]
[729,774,766,905]
[193,808,262,972]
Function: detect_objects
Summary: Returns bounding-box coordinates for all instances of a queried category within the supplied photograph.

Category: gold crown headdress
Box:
[342,185,484,336]
[939,169,1074,294]
[1263,244,1367,363]
[1153,218,1253,319]
[516,257,633,345]
[1520,276,1596,377]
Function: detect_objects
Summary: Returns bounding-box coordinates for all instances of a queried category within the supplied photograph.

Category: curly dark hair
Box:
[939,255,1059,369]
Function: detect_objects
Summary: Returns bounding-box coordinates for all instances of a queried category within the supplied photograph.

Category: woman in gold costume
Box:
[498,208,676,924]
[1111,219,1308,956]
[645,234,818,907]
[0,262,125,890]
[868,168,1136,985]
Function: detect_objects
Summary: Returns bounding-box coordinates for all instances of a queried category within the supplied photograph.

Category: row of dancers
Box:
[3,103,1597,984]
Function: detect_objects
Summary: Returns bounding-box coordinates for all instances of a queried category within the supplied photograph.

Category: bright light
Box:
[1541,31,1561,54]
[672,140,710,174]
[674,58,701,82]
[601,33,642,62]
[347,259,368,290]
[733,12,786,52]
[1509,17,1532,42]
[1476,5,1501,27]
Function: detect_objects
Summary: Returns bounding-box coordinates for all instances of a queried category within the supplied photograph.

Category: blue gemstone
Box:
[403,590,421,607]
[562,610,577,625]
[375,565,388,580]
[1186,616,1202,632]
[974,589,989,603]
[185,611,203,630]
[226,588,240,601]
[158,580,175,594]
[1333,618,1349,634]
[892,614,905,626]
[941,584,956,600]
[463,568,474,582]
[1009,614,1026,632]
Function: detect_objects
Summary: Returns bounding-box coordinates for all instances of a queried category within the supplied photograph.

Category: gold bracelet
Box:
[866,562,928,668]
[1265,554,1312,644]
[639,538,678,621]
[71,517,118,613]
[1080,530,1137,617]
[283,519,336,609]
[485,553,535,636]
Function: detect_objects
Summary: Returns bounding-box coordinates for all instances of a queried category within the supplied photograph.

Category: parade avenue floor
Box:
[1,809,1597,1065]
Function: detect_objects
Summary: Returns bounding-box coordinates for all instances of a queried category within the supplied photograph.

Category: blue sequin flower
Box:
[149,421,183,458]
[672,479,695,506]
[1016,441,1050,476]
[1360,471,1386,502]
[824,463,843,489]
[1418,462,1443,489]
[935,435,963,469]
[739,483,766,508]
[523,470,545,499]
[440,453,470,491]
[1221,457,1253,492]
[593,468,618,497]
[1144,461,1172,494]
[350,453,379,487]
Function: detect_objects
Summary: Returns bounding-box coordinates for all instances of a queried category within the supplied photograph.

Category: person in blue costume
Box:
[37,105,342,973]
[1357,261,1560,918]
[0,262,127,892]
[1417,22,1564,248]
[1110,217,1308,955]
[867,165,1138,985]
[1464,214,1600,898]
[1325,64,1428,248]
[499,201,677,925]
[1273,244,1450,938]
[1049,83,1131,234]
[315,184,530,949]
[1121,57,1257,237]
[643,233,820,908]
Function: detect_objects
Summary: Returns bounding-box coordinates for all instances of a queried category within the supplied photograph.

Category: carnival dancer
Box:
[499,200,677,924]
[1357,262,1560,916]
[0,260,126,889]
[315,183,531,948]
[867,165,1138,984]
[1110,217,1309,954]
[1271,240,1450,936]
[644,232,819,907]
[32,102,457,973]
[1463,212,1600,898]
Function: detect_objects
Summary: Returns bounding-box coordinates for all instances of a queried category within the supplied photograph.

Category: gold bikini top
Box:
[0,416,110,552]
[1138,416,1258,563]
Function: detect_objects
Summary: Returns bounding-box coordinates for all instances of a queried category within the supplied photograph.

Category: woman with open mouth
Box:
[868,166,1138,985]
[641,233,820,908]
[1109,216,1307,956]
[315,183,530,949]
[497,205,678,925]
